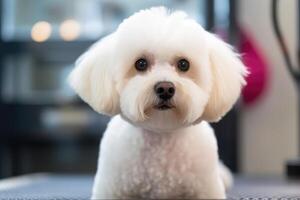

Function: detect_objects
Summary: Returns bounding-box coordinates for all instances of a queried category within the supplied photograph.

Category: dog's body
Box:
[93,116,225,199]
[68,7,247,199]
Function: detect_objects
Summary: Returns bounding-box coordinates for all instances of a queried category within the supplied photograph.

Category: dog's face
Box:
[69,7,247,132]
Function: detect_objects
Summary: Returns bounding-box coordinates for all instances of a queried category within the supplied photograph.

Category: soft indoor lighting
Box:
[31,21,52,42]
[59,19,81,41]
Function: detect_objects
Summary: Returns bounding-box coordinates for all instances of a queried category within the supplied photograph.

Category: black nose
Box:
[154,81,175,100]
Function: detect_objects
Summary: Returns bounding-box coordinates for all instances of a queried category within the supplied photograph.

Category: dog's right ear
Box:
[68,34,120,116]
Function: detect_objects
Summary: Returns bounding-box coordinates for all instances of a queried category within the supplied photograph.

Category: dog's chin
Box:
[121,99,203,132]
[129,103,193,132]
[153,101,175,111]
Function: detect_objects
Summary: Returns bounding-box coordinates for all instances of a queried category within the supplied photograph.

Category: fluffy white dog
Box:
[68,7,247,199]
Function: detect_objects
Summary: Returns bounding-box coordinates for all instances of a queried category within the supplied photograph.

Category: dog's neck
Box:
[140,127,191,147]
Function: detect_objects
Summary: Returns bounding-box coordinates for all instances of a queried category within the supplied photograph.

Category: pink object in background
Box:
[239,29,270,105]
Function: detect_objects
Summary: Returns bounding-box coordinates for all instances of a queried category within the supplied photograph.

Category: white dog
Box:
[68,7,247,199]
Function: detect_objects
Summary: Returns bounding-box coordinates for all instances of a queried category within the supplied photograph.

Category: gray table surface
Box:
[0,174,299,199]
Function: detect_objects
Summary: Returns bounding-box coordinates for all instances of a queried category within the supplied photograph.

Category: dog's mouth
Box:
[154,101,175,111]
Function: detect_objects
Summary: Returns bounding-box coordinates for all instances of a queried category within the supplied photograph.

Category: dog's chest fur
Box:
[116,128,214,199]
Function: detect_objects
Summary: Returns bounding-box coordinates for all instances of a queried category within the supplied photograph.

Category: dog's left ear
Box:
[68,34,120,116]
[202,33,247,122]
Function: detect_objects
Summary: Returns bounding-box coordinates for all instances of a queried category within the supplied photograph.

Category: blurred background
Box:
[0,0,298,179]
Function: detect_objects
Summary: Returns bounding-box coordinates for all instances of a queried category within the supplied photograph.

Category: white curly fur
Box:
[68,7,247,199]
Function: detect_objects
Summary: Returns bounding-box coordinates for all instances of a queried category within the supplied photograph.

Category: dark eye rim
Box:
[135,58,148,71]
[177,58,190,72]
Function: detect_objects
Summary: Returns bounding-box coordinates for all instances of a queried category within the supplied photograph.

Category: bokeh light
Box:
[59,19,81,41]
[31,21,52,42]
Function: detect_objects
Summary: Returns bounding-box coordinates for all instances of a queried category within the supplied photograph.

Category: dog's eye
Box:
[177,59,190,72]
[135,58,148,71]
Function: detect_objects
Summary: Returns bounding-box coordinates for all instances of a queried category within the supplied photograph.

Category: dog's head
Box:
[68,7,247,132]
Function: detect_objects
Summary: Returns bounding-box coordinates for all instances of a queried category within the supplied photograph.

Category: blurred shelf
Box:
[0,40,97,55]
[0,103,110,144]
[0,130,103,146]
